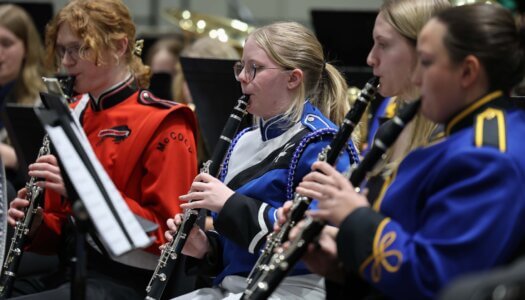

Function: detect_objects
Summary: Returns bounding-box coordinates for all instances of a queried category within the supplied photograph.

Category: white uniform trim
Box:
[72,94,90,120]
[224,122,304,184]
[248,203,269,254]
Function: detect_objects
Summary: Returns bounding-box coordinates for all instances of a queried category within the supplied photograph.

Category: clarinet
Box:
[42,74,76,100]
[0,75,75,298]
[0,136,51,298]
[245,77,379,288]
[242,99,422,300]
[145,95,249,300]
[55,74,75,98]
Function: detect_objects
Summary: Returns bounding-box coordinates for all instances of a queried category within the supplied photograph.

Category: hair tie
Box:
[322,61,327,74]
[133,39,144,57]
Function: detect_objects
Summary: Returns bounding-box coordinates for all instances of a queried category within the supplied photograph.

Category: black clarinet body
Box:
[0,75,75,298]
[245,77,379,288]
[349,100,420,185]
[56,74,76,98]
[145,95,249,300]
[242,100,422,300]
[0,136,50,298]
[41,75,76,100]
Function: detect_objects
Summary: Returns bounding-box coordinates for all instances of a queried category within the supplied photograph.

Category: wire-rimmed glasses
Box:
[55,43,85,62]
[233,61,285,82]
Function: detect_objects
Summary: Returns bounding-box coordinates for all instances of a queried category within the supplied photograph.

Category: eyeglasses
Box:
[233,61,285,82]
[55,43,85,61]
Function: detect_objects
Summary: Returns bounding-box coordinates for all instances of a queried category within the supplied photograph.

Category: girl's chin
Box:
[378,85,390,96]
[246,100,253,112]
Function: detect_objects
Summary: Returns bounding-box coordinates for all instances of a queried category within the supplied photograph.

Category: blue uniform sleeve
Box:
[337,149,525,300]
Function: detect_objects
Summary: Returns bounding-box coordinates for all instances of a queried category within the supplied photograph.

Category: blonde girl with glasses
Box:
[165,21,359,299]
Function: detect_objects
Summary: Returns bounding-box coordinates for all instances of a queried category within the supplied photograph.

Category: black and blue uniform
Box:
[208,100,359,285]
[336,91,525,299]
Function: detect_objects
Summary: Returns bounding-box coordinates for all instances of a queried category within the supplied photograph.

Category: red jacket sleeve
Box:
[26,190,70,254]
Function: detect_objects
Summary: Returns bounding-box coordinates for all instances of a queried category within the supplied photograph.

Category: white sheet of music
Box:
[45,124,152,256]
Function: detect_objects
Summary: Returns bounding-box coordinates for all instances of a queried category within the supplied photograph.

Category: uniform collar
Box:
[259,113,290,141]
[258,100,315,141]
[259,99,326,141]
[445,90,509,135]
[89,75,137,111]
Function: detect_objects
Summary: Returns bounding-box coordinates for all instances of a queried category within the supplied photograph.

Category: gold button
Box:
[485,111,496,119]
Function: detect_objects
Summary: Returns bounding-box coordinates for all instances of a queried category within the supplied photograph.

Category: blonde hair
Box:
[381,0,452,42]
[45,0,151,88]
[378,0,451,170]
[249,21,350,125]
[0,4,47,105]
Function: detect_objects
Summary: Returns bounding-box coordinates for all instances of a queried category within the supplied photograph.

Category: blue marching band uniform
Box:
[335,90,525,299]
[186,100,359,288]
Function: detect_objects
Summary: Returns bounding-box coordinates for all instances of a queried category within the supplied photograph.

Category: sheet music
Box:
[45,124,152,256]
[71,122,154,249]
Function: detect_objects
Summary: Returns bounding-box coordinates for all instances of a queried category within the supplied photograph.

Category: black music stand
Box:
[35,92,155,300]
[180,57,251,160]
[0,104,46,181]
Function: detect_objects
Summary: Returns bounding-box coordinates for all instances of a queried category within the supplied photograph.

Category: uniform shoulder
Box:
[301,113,336,131]
[474,107,506,152]
[138,90,181,109]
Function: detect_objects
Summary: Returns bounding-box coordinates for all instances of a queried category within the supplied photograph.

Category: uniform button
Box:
[486,111,496,119]
[307,116,315,122]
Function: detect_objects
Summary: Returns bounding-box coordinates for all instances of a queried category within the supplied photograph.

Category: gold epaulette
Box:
[474,107,506,152]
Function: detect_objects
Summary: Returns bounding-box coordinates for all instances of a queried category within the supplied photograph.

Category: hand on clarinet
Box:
[274,200,293,232]
[296,161,369,227]
[28,154,67,197]
[164,213,211,259]
[179,173,234,213]
[8,188,43,236]
[287,220,345,283]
